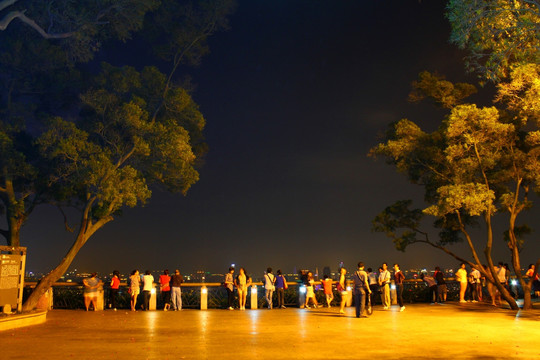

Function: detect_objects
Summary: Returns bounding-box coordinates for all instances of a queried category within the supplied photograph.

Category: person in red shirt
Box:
[321,275,334,307]
[159,269,171,311]
[109,270,120,311]
[394,263,405,312]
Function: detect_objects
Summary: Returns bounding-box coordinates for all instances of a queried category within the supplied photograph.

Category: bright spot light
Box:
[346,286,351,291]
[150,288,156,295]
[231,263,235,267]
[391,284,396,290]
[201,287,207,294]
[299,285,306,294]
[251,287,257,294]
[511,279,518,286]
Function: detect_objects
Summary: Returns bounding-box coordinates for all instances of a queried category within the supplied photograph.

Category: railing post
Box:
[200,286,208,310]
[149,285,157,310]
[391,281,397,305]
[346,284,353,307]
[298,284,306,308]
[251,285,258,309]
[96,286,104,311]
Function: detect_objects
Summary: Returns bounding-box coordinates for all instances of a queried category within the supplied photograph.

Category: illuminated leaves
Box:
[447,0,540,82]
[424,183,496,217]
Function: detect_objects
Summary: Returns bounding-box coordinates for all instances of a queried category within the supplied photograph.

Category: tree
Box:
[0,0,236,311]
[447,0,540,82]
[371,68,540,310]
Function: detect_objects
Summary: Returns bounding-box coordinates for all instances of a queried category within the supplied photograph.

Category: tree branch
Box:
[0,0,18,13]
[0,9,74,38]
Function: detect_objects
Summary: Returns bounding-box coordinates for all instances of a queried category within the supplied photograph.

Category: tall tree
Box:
[0,0,236,311]
[371,68,540,310]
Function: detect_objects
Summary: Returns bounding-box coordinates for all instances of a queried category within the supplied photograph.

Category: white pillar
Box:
[200,286,208,310]
[250,285,258,309]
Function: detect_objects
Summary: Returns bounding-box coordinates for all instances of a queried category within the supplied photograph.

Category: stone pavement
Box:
[3,302,540,359]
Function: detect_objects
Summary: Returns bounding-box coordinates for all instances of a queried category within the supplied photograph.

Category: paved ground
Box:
[3,302,540,359]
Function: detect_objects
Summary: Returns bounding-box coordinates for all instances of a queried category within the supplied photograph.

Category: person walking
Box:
[129,270,141,311]
[394,263,405,312]
[83,272,102,311]
[275,269,287,309]
[224,267,235,310]
[159,269,171,311]
[234,267,251,310]
[455,263,468,303]
[264,268,276,309]
[108,270,120,310]
[525,264,540,298]
[142,270,154,311]
[379,263,391,310]
[304,271,319,309]
[170,269,184,311]
[338,267,348,314]
[352,262,371,318]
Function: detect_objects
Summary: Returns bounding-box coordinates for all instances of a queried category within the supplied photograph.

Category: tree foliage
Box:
[447,0,540,82]
[0,0,236,311]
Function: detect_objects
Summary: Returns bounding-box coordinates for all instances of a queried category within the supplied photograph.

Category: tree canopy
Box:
[0,0,235,311]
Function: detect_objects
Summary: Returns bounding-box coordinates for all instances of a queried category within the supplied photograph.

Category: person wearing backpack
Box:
[352,262,371,318]
[264,267,276,309]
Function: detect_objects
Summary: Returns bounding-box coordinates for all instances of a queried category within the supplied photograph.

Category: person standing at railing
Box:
[338,267,348,314]
[129,270,140,311]
[468,267,481,302]
[394,263,405,312]
[420,272,437,304]
[275,269,287,309]
[378,263,391,310]
[83,272,103,311]
[264,268,276,309]
[109,270,120,311]
[225,267,235,310]
[142,270,154,311]
[159,269,171,311]
[170,269,184,311]
[235,267,251,310]
[320,275,333,308]
[434,266,447,303]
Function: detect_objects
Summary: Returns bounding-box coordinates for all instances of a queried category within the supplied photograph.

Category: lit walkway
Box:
[4,303,540,359]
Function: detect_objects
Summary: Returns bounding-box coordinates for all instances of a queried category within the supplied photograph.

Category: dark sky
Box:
[19,0,540,276]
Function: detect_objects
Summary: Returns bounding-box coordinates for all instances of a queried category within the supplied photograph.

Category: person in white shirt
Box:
[142,270,154,311]
[378,263,391,310]
[264,267,276,309]
[455,263,468,303]
[469,267,481,302]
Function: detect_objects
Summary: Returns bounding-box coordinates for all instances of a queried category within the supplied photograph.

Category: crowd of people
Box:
[82,261,540,314]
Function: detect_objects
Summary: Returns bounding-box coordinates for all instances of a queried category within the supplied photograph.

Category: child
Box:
[321,275,334,307]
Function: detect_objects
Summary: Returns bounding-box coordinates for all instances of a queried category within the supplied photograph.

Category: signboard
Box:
[0,254,22,308]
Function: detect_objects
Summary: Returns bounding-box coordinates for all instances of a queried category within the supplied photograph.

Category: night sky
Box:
[19,0,540,277]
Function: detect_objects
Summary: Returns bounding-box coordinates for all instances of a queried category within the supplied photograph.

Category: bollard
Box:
[298,285,306,308]
[250,285,258,309]
[346,286,353,307]
[200,286,208,310]
[96,287,104,311]
[149,287,157,310]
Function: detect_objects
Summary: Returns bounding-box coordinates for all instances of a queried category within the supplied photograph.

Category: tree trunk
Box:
[522,283,532,310]
[22,231,88,311]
